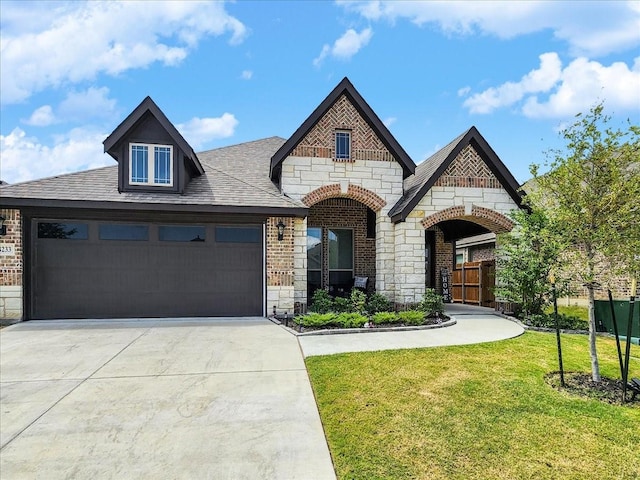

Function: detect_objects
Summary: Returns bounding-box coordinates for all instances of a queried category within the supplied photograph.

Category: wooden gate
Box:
[451,261,495,307]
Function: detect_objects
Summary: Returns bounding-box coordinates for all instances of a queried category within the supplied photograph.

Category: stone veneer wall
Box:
[281,157,404,304]
[0,208,23,320]
[308,198,376,290]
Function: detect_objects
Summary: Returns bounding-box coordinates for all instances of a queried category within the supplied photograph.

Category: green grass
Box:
[306,332,640,480]
[545,304,589,321]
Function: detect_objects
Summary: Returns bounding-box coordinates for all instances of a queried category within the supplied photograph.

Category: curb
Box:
[269,316,457,336]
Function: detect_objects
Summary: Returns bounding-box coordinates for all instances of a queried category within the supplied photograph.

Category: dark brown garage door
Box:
[32,221,264,319]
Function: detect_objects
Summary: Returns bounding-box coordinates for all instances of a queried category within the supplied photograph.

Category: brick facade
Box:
[291,94,396,163]
[307,198,376,291]
[0,208,23,319]
[266,217,295,314]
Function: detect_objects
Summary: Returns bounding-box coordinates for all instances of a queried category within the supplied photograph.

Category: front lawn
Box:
[306,332,640,480]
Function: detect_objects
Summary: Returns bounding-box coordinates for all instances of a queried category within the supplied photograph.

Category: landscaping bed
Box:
[288,288,449,333]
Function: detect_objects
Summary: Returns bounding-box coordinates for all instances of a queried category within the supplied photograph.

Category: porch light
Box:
[0,215,6,236]
[276,219,286,241]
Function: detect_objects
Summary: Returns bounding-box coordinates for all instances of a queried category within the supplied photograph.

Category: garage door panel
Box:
[33,221,264,319]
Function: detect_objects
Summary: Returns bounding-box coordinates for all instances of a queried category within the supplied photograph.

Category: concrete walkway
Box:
[0,318,336,480]
[298,305,524,357]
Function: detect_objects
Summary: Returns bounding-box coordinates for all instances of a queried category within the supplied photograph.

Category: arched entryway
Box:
[422,205,514,307]
[302,184,385,298]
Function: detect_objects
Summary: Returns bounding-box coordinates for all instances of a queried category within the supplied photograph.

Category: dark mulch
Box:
[545,371,639,406]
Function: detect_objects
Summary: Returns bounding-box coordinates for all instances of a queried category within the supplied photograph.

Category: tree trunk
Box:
[587,285,601,382]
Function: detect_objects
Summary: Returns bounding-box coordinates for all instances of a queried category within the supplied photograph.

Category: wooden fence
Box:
[451,260,495,307]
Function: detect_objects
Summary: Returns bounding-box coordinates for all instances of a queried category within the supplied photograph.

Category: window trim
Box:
[129,142,174,187]
[335,130,351,160]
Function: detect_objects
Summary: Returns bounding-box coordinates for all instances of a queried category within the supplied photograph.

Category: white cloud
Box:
[522,57,640,118]
[340,1,640,57]
[240,70,253,80]
[0,127,113,184]
[383,116,397,127]
[457,86,471,97]
[58,87,118,122]
[463,53,640,118]
[0,1,247,104]
[23,105,57,127]
[177,113,239,150]
[313,27,373,66]
[463,52,562,114]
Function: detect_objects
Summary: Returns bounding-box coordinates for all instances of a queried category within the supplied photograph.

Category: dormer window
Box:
[130,143,173,186]
[335,130,351,160]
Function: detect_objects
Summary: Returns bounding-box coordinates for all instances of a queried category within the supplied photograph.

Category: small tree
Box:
[529,103,640,382]
[495,207,567,317]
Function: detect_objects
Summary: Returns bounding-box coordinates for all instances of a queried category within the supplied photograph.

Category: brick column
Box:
[0,209,23,320]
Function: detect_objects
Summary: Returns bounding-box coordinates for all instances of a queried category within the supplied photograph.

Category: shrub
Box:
[333,297,351,313]
[309,289,333,314]
[522,313,588,330]
[334,312,368,328]
[366,293,393,315]
[372,311,399,325]
[296,312,335,328]
[419,289,444,316]
[398,310,426,326]
[350,289,367,315]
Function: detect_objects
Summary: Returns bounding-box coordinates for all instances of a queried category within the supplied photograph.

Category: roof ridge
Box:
[196,136,286,155]
[0,164,116,189]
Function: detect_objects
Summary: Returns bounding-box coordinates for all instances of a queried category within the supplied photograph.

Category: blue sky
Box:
[1,1,639,185]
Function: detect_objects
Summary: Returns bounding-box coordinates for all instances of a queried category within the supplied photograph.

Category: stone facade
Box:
[0,208,23,320]
[279,92,406,306]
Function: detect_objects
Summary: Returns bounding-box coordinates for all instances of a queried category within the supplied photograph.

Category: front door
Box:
[425,230,436,288]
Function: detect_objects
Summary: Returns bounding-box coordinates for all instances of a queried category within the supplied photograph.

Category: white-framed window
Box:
[129,143,173,186]
[335,130,351,160]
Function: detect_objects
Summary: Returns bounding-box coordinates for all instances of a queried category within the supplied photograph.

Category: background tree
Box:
[528,104,640,382]
[495,207,567,318]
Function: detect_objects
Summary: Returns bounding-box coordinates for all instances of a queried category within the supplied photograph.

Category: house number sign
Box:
[0,244,15,256]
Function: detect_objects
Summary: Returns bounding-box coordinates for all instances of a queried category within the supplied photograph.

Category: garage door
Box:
[32,220,264,319]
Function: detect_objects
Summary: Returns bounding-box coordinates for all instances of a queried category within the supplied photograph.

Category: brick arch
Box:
[302,183,387,211]
[421,205,514,233]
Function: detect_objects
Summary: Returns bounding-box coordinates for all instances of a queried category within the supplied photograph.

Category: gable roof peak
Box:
[389,126,524,222]
[103,96,203,176]
[270,78,416,181]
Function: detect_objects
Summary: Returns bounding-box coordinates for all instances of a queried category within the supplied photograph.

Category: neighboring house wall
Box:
[0,208,23,320]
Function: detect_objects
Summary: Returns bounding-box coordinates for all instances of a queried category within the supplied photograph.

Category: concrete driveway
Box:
[0,318,336,480]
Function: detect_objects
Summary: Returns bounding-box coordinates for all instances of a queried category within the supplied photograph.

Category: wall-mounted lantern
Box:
[276,219,286,241]
[0,216,6,236]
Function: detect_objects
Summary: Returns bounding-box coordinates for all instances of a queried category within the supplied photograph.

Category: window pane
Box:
[99,224,148,241]
[154,146,172,184]
[38,222,88,240]
[159,226,206,242]
[335,131,350,159]
[307,227,322,270]
[215,226,261,243]
[131,145,148,183]
[328,229,353,269]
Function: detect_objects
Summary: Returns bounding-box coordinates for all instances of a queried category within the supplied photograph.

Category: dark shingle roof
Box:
[0,137,307,215]
[388,126,523,222]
